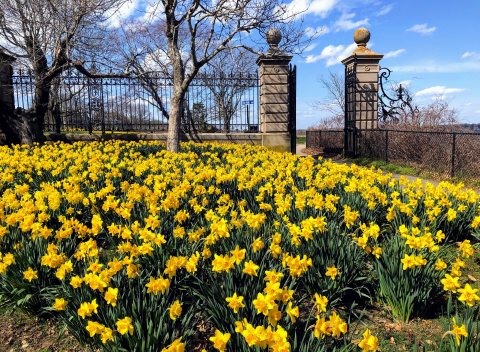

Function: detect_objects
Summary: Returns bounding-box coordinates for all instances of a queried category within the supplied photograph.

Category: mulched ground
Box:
[0,310,91,352]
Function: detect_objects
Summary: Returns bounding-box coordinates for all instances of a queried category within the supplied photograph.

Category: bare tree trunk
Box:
[0,80,49,145]
[9,77,50,144]
[165,15,186,152]
[49,76,62,133]
[8,110,45,144]
[27,77,50,142]
[166,94,183,152]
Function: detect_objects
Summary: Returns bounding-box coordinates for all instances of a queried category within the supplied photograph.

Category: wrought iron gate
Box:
[344,60,357,157]
[378,67,418,124]
[344,58,382,157]
[288,64,296,154]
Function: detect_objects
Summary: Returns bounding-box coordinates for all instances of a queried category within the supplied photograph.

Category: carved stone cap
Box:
[354,28,370,47]
[266,28,282,48]
[260,28,292,59]
[351,27,381,56]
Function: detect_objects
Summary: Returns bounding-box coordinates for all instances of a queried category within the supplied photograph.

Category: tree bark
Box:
[49,76,62,133]
[165,12,186,152]
[7,110,45,144]
[6,77,51,145]
[28,75,51,142]
[0,67,49,145]
[166,94,183,152]
[0,106,46,145]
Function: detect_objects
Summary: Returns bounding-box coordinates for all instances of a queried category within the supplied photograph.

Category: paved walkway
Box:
[296,143,309,156]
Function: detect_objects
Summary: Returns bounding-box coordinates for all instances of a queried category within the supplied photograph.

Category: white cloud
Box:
[0,36,18,56]
[406,23,436,35]
[143,49,170,71]
[304,43,318,52]
[383,48,406,59]
[462,51,480,60]
[392,61,480,73]
[142,1,165,22]
[105,0,141,28]
[308,0,339,16]
[392,80,412,90]
[399,80,412,87]
[377,4,394,16]
[415,86,465,97]
[143,47,193,73]
[305,42,357,65]
[334,12,369,32]
[305,25,330,38]
[284,0,338,18]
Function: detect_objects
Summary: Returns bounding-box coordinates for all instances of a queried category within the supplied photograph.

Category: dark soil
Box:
[0,310,92,352]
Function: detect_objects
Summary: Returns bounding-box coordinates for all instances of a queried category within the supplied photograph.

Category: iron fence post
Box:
[451,132,456,178]
[11,70,261,134]
[288,64,297,154]
[87,77,92,133]
[385,129,389,162]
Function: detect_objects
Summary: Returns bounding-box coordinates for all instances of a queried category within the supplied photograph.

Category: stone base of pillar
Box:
[261,133,291,152]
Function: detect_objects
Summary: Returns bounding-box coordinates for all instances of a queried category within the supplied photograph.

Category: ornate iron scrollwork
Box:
[87,63,104,133]
[378,67,419,123]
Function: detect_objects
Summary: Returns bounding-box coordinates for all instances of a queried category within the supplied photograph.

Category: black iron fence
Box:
[12,70,259,133]
[307,129,480,179]
[306,129,344,153]
[288,64,297,154]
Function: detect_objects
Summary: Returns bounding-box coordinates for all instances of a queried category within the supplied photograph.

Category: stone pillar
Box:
[341,28,383,130]
[0,51,16,112]
[0,51,16,144]
[256,29,292,152]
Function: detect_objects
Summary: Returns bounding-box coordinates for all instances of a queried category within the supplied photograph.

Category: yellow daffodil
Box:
[209,329,230,352]
[23,267,38,282]
[116,316,134,335]
[450,317,468,346]
[325,266,338,280]
[161,337,185,352]
[104,287,118,307]
[52,298,68,311]
[225,293,245,313]
[314,293,328,313]
[441,274,461,293]
[457,283,480,307]
[146,276,170,295]
[358,328,378,352]
[169,300,182,320]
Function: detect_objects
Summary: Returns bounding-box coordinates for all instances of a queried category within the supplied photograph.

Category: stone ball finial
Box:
[354,27,370,47]
[266,28,282,48]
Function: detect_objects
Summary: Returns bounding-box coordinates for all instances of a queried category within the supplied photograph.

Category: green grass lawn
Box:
[296,136,306,144]
[347,157,480,190]
[349,157,418,176]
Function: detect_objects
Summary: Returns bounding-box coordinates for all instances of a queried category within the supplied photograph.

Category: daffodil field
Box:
[0,140,479,351]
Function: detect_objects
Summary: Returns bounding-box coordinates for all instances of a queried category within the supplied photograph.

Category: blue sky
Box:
[105,0,480,129]
[290,0,480,128]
